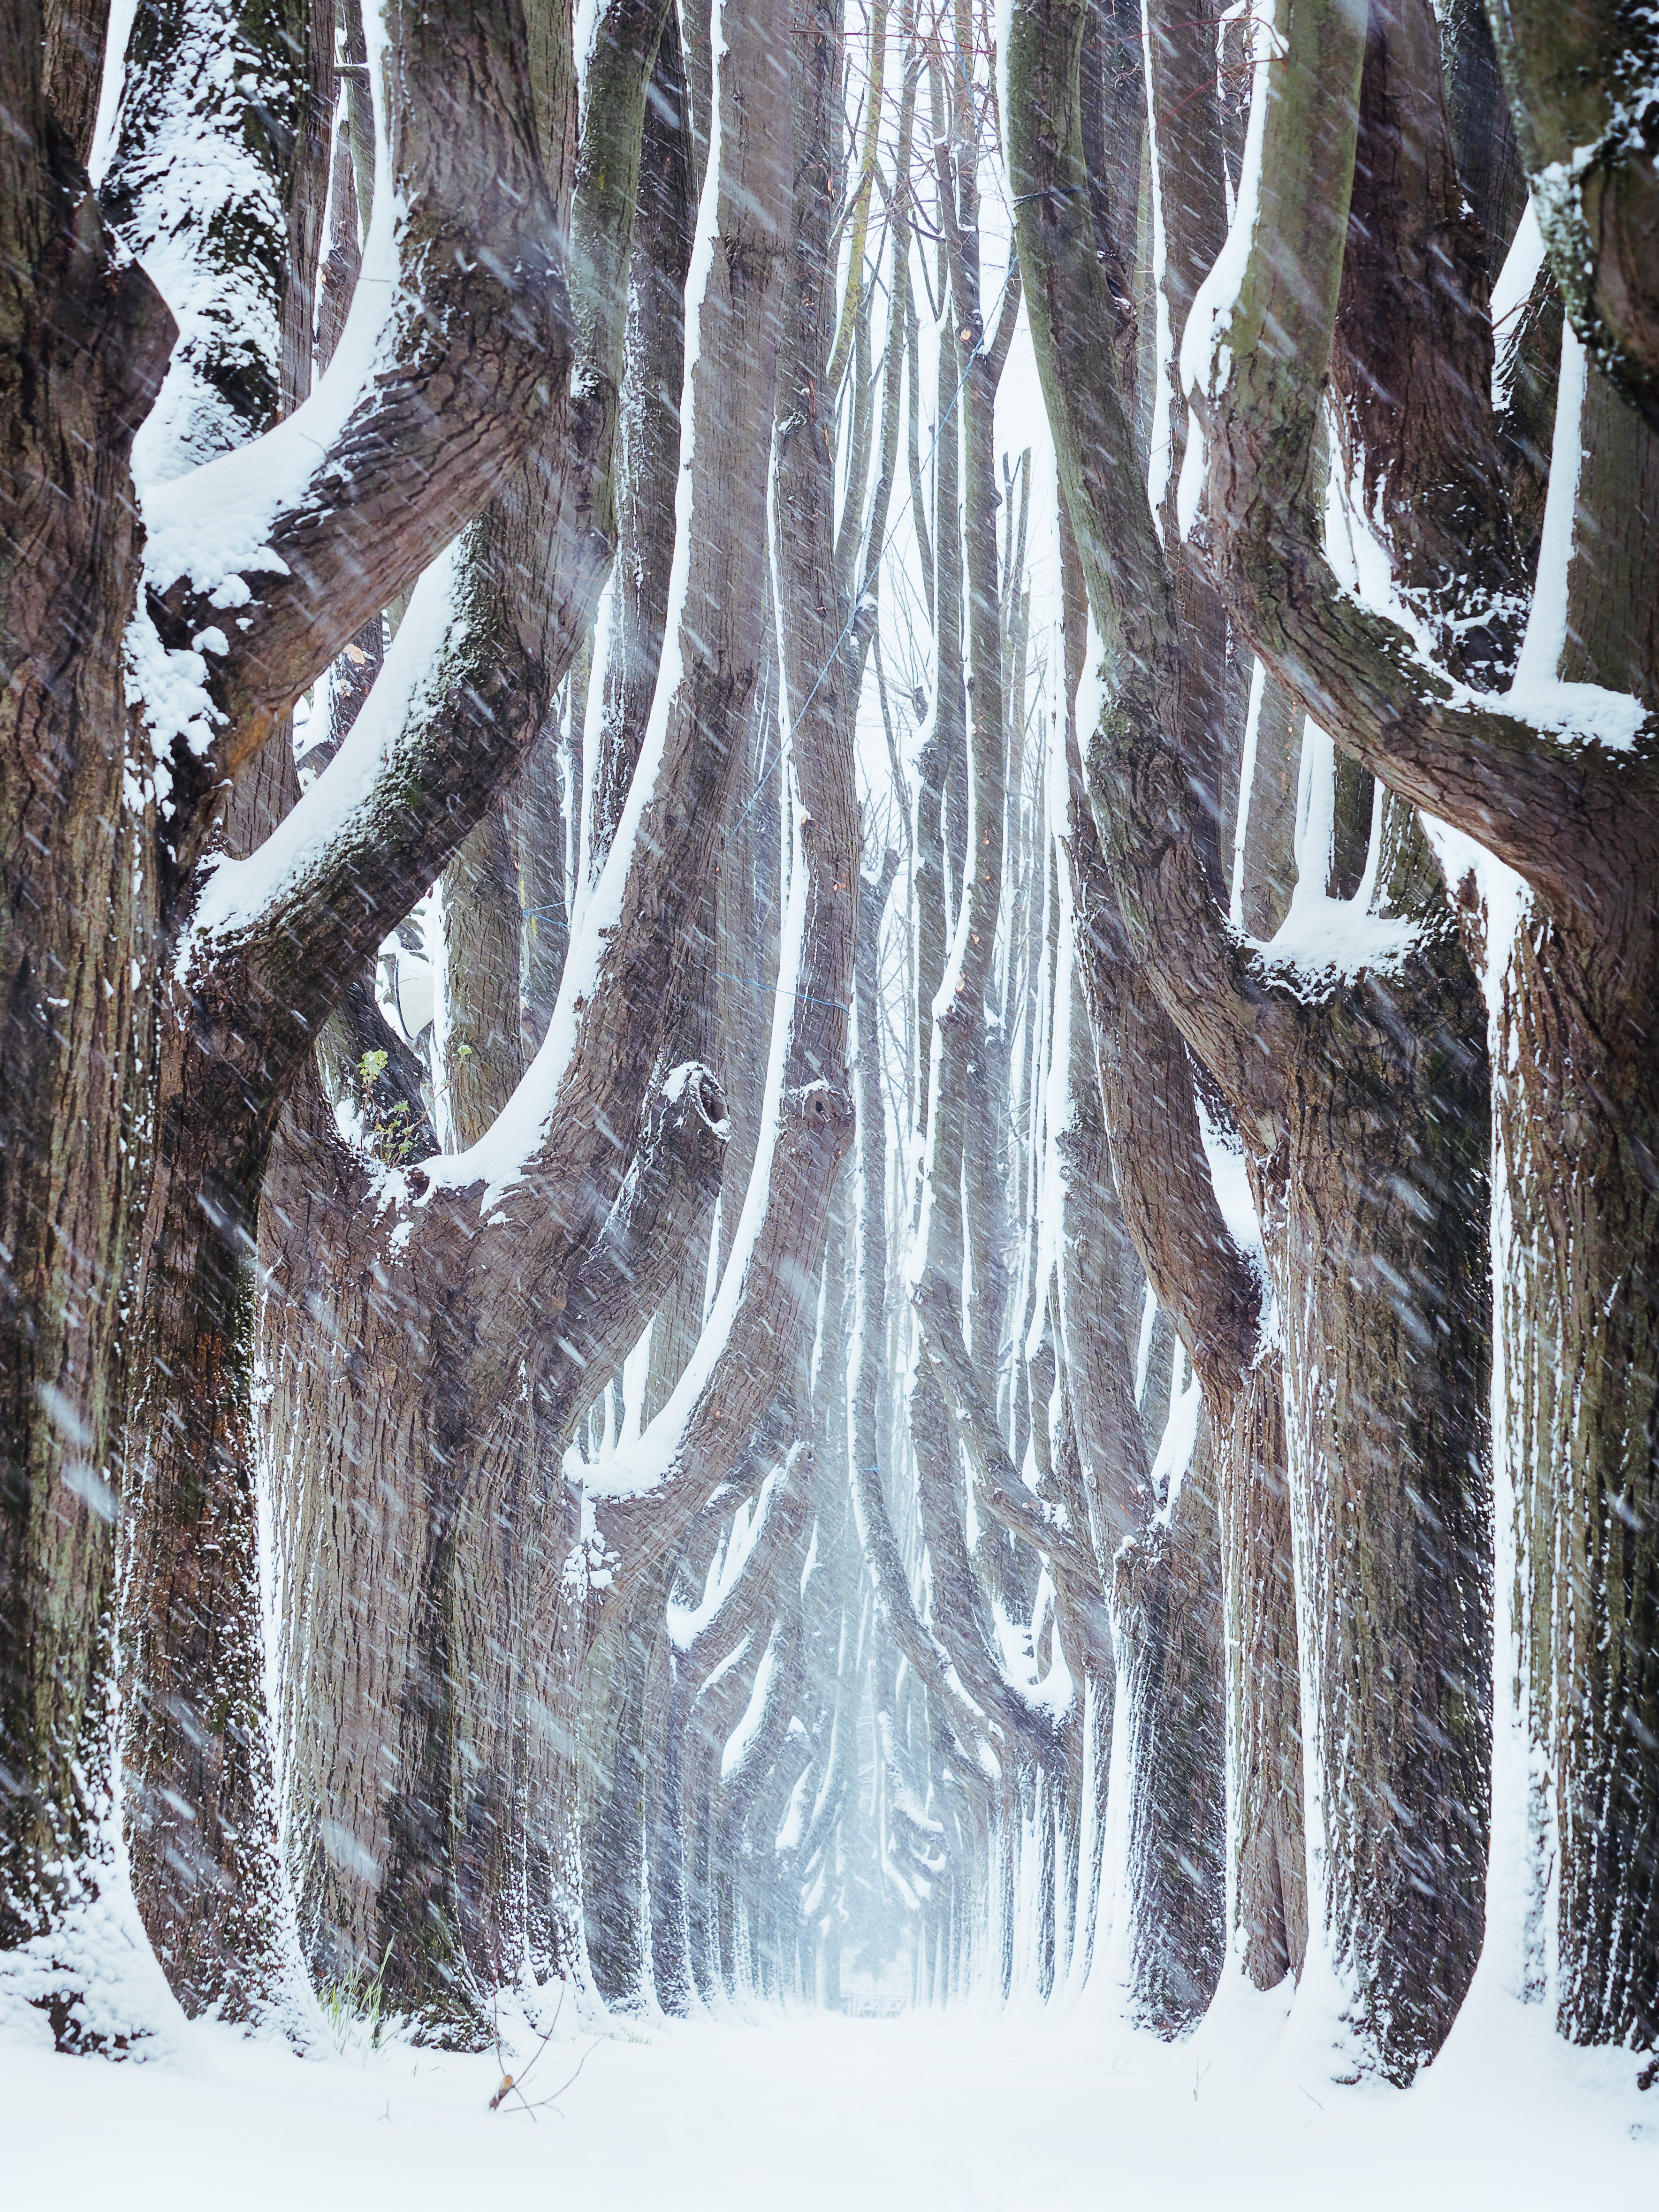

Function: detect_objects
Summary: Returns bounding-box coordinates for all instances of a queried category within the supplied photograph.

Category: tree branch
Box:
[541,1062,731,1441]
[147,0,575,871]
[1187,0,1659,913]
[1485,0,1659,433]
[1006,0,1305,1113]
[912,1271,1109,1682]
[579,0,855,1612]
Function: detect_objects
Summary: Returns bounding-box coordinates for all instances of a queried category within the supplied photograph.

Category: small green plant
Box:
[320,1940,396,2057]
[357,1049,422,1166]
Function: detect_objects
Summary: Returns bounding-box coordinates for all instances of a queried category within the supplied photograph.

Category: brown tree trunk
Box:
[1218,1364,1307,1990]
[1485,0,1659,432]
[1266,973,1492,2068]
[114,0,681,2020]
[0,13,174,2042]
[1059,487,1302,2005]
[41,0,108,164]
[1176,0,1659,2052]
[1013,0,1493,2076]
[1492,913,1659,2045]
[587,3,693,877]
[437,795,526,1148]
[110,0,334,2025]
[1110,1427,1227,2032]
[1482,372,1659,2048]
[257,0,787,2036]
[581,1544,675,2007]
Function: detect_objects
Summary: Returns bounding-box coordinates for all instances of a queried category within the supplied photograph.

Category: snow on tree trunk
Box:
[0,19,175,2047]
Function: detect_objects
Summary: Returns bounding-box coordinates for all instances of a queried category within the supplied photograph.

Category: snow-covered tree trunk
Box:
[1263,964,1492,2069]
[1492,911,1659,2045]
[110,0,332,2024]
[257,0,789,2035]
[1482,372,1659,2048]
[0,8,174,2040]
[1059,324,1293,2010]
[1013,0,1495,2076]
[1486,0,1659,432]
[1181,0,1659,2054]
[114,0,692,2018]
[1217,1361,1306,1992]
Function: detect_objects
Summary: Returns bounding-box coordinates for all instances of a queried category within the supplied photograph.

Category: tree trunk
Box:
[258,0,787,2035]
[0,23,173,2041]
[1491,912,1659,2046]
[437,794,526,1148]
[1178,0,1659,2055]
[1263,970,1491,2073]
[1218,1362,1307,1990]
[1110,1428,1227,2033]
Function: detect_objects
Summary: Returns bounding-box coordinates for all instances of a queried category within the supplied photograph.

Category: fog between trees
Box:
[0,0,1655,2089]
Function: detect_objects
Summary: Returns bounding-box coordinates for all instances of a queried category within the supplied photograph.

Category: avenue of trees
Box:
[0,0,1653,2086]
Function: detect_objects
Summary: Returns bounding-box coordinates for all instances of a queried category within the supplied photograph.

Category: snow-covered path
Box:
[4,1992,1651,2210]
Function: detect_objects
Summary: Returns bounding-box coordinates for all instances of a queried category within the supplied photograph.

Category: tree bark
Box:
[42,0,108,164]
[1110,1427,1227,2032]
[1181,0,1659,2052]
[143,0,578,874]
[1485,0,1659,433]
[115,0,647,2017]
[0,9,174,2042]
[1012,0,1493,2075]
[587,3,693,877]
[258,0,789,2035]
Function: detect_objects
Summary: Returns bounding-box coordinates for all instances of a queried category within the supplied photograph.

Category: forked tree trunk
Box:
[1059,494,1303,2006]
[1177,0,1658,2053]
[1012,0,1493,2076]
[109,0,331,2022]
[112,0,690,2019]
[258,0,787,2036]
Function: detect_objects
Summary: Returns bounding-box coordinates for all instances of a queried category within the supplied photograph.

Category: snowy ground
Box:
[4,1980,1652,2211]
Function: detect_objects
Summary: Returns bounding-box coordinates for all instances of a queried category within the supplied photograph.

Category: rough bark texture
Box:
[1219,1364,1307,1991]
[1332,0,1521,680]
[144,0,578,874]
[1485,0,1659,432]
[1481,364,1659,2049]
[583,0,857,1633]
[1441,0,1523,260]
[114,0,620,2016]
[263,1047,729,2029]
[258,0,788,2036]
[1012,0,1493,2075]
[0,7,174,2039]
[1060,234,1303,2009]
[42,0,108,166]
[588,4,693,876]
[1493,906,1659,2046]
[102,0,318,465]
[1111,1433,1227,2032]
[1183,0,1659,2052]
[438,794,526,1148]
[18,0,1651,2068]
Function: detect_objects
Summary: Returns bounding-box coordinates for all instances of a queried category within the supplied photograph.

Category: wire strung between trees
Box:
[715,970,852,1016]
